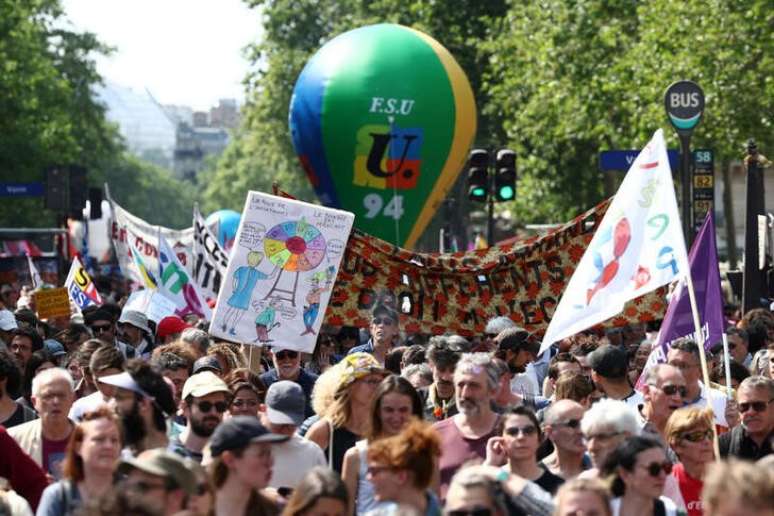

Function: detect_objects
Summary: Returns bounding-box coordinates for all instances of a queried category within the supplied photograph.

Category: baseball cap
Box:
[0,310,17,331]
[119,449,198,495]
[192,356,222,375]
[371,303,398,323]
[157,316,191,340]
[587,345,628,379]
[118,310,151,334]
[181,371,230,400]
[495,328,540,355]
[43,339,66,358]
[99,372,153,399]
[265,381,305,426]
[210,416,289,457]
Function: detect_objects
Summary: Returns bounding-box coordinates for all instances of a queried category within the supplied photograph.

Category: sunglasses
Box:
[275,350,299,360]
[739,400,773,413]
[556,418,581,429]
[445,508,492,516]
[231,399,259,408]
[659,384,688,397]
[680,429,713,443]
[372,317,395,326]
[642,461,673,477]
[195,401,228,413]
[504,425,537,437]
[91,324,112,333]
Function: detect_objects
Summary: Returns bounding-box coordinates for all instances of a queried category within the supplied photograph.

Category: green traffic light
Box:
[472,187,486,197]
[498,185,514,200]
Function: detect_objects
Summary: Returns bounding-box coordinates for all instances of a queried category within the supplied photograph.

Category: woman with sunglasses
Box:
[601,435,681,516]
[306,353,386,474]
[663,407,716,516]
[484,406,564,495]
[341,375,423,514]
[37,407,122,516]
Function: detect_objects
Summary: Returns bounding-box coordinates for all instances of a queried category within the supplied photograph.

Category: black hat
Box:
[210,416,288,457]
[587,345,628,379]
[495,328,540,355]
[371,303,398,323]
[192,356,222,375]
[84,308,114,325]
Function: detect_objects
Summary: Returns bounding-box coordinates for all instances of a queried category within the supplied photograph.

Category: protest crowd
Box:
[0,272,773,516]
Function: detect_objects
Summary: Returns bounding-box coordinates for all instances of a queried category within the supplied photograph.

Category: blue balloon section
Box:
[206,210,241,252]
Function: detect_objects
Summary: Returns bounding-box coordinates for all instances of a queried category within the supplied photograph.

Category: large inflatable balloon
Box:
[205,210,241,252]
[289,23,476,249]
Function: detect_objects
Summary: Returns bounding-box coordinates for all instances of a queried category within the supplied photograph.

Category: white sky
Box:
[61,0,263,111]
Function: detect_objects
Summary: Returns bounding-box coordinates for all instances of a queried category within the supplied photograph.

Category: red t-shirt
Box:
[42,435,70,480]
[672,463,704,516]
[433,416,498,500]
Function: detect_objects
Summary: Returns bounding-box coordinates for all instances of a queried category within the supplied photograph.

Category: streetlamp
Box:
[742,139,772,312]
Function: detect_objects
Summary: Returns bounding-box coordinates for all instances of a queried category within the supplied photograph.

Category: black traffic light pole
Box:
[742,139,766,313]
[487,172,495,244]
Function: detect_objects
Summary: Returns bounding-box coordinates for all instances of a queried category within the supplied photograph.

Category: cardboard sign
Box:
[35,288,71,319]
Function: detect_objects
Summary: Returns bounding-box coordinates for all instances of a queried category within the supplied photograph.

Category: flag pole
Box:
[683,269,721,458]
[721,334,733,398]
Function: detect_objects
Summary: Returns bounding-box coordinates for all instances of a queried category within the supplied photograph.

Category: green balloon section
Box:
[289,23,476,249]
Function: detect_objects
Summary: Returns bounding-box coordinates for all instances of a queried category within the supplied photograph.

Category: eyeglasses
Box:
[556,418,581,429]
[275,350,299,360]
[231,399,259,408]
[372,317,395,326]
[739,400,773,413]
[658,384,688,397]
[504,425,537,437]
[641,461,673,477]
[445,508,493,516]
[195,401,228,413]
[91,324,112,334]
[366,465,394,476]
[583,431,621,442]
[680,429,713,443]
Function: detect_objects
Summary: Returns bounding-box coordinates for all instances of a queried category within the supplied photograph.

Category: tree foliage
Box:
[208,0,772,237]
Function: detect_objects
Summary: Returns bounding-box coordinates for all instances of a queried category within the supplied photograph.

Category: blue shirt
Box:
[347,339,375,355]
[259,368,319,418]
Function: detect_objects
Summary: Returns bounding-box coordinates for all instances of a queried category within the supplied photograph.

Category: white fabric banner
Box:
[210,192,354,352]
[541,129,689,352]
[192,205,229,301]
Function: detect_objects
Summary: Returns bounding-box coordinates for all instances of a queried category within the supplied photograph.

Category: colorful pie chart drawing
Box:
[263,219,326,305]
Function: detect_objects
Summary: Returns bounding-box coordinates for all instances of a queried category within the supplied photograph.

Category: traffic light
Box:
[69,165,88,219]
[467,149,489,202]
[494,149,516,202]
[44,166,68,212]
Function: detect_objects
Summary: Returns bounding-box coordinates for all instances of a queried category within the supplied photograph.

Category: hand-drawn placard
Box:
[210,192,355,352]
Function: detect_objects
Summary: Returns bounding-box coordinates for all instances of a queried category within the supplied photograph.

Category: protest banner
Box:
[210,192,354,352]
[192,204,229,300]
[322,197,668,337]
[158,233,212,320]
[27,254,43,289]
[540,129,688,353]
[65,256,103,310]
[106,186,193,285]
[124,289,178,323]
[35,288,71,319]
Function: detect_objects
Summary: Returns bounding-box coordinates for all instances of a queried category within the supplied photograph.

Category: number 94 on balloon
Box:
[363,194,404,220]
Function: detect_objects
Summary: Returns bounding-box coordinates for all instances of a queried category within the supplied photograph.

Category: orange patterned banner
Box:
[323,198,667,337]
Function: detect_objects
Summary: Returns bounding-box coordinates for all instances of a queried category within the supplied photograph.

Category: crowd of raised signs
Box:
[0,278,772,516]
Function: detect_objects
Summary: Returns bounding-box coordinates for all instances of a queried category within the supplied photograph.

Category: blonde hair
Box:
[702,459,774,513]
[554,478,612,516]
[664,407,714,448]
[311,361,351,428]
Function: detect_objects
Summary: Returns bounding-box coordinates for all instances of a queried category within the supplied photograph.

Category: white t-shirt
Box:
[68,391,109,421]
[269,434,327,490]
[511,369,540,397]
[684,382,729,427]
[621,390,645,411]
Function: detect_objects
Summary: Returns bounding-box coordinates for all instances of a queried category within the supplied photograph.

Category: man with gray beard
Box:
[433,352,501,500]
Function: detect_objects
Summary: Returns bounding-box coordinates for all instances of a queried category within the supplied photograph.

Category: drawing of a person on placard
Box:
[254,296,282,343]
[300,266,336,336]
[220,251,276,336]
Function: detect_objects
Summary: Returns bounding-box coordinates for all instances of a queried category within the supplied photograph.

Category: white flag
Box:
[158,233,212,321]
[541,129,689,353]
[27,254,42,289]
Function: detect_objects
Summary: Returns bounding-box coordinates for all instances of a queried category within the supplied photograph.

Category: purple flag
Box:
[636,212,725,389]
